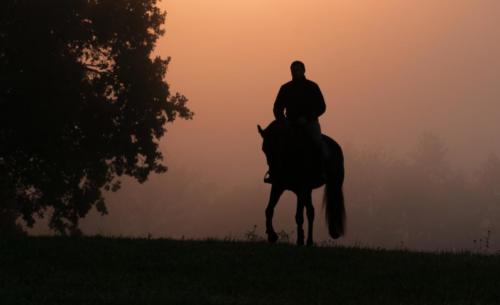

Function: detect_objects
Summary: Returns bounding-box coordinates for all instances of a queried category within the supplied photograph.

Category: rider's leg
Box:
[305,120,325,178]
[265,184,284,243]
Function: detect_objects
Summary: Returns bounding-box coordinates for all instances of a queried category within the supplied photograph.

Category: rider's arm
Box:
[313,83,326,118]
[273,86,286,120]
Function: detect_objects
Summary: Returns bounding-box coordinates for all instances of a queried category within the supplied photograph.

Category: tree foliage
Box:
[0,0,192,234]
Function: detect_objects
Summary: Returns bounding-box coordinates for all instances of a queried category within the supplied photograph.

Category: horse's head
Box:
[257,121,282,158]
[257,123,273,157]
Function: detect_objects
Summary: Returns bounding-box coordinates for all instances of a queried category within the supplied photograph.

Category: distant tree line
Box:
[345,133,500,250]
[75,133,500,251]
[0,0,192,235]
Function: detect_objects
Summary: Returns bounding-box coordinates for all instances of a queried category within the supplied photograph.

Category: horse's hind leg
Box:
[265,184,284,243]
[304,190,315,246]
[295,196,305,246]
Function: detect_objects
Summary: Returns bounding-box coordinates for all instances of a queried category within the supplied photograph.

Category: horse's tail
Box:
[323,137,345,239]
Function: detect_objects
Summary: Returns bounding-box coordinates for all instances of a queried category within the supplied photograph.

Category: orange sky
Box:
[158,0,500,180]
[34,0,500,248]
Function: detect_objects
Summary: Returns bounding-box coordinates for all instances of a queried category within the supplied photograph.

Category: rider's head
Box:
[290,61,306,79]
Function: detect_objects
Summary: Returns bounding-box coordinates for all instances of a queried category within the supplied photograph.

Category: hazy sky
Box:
[158,0,500,175]
[42,0,500,249]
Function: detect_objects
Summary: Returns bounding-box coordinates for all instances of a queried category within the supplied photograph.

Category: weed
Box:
[244,225,264,242]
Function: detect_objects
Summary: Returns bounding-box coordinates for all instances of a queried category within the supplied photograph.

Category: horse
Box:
[257,120,345,246]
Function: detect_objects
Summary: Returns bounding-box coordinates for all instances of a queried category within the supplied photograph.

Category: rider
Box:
[267,60,326,182]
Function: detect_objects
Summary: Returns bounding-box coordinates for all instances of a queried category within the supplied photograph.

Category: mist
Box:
[30,0,500,251]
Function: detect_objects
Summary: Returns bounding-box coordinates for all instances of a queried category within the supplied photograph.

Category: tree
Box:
[0,0,192,234]
[0,174,25,236]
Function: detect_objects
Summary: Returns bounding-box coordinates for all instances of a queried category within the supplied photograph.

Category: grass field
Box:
[1,237,499,305]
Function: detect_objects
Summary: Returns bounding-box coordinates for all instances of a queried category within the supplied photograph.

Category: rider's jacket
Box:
[273,77,326,123]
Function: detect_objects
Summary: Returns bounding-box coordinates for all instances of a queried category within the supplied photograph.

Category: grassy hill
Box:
[1,237,499,305]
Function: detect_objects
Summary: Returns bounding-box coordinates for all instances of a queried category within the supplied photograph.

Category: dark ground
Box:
[1,237,499,305]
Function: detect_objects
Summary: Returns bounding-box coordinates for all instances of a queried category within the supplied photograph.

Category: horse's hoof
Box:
[267,231,278,243]
[297,230,305,246]
[297,238,304,246]
[306,240,314,247]
[330,232,341,239]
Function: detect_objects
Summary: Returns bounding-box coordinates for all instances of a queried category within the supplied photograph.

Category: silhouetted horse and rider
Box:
[258,61,345,246]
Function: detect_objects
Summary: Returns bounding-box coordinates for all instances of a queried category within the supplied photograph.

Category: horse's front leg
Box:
[295,195,305,246]
[265,184,284,243]
[304,190,315,246]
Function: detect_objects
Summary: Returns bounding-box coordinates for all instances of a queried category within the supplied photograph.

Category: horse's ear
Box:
[257,124,264,137]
